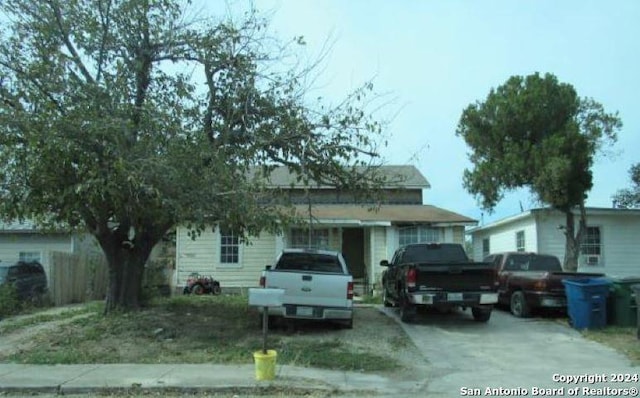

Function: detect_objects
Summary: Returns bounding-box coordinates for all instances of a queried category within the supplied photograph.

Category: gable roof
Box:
[467,207,640,234]
[259,165,430,189]
[293,204,476,226]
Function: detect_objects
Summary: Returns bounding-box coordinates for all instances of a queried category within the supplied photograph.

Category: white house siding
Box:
[534,212,640,276]
[471,217,538,260]
[175,227,276,288]
[370,227,387,288]
[363,228,371,280]
[0,233,72,286]
[534,213,568,259]
[471,209,640,278]
[452,226,465,245]
[576,214,640,277]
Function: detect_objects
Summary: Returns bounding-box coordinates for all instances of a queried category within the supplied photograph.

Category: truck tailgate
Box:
[546,272,606,293]
[415,263,496,291]
[265,270,352,308]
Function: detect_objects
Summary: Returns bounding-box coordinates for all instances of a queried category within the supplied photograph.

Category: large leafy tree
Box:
[612,163,640,208]
[457,73,621,271]
[0,0,387,312]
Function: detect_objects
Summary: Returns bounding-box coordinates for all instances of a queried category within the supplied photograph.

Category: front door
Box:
[341,228,365,279]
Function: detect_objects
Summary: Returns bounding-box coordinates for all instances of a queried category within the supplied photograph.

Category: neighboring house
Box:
[175,165,478,292]
[0,221,101,289]
[468,207,640,278]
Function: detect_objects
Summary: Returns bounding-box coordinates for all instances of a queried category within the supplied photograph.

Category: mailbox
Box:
[248,288,284,307]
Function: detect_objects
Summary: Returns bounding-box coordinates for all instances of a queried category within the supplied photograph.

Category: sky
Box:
[209,0,640,225]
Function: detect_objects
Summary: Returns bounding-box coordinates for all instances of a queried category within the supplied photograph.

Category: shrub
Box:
[0,284,22,318]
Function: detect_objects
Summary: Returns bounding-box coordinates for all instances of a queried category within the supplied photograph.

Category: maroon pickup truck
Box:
[484,252,604,318]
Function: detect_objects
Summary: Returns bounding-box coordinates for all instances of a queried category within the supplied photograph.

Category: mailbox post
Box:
[248,288,284,353]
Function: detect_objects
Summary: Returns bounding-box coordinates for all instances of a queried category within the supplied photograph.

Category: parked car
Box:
[485,252,605,317]
[381,243,498,323]
[259,249,354,328]
[0,260,48,300]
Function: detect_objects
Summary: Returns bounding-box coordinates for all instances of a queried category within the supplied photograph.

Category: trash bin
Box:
[562,278,611,330]
[632,284,640,340]
[607,277,640,327]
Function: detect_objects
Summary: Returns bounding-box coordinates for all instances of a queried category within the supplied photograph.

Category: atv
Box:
[183,273,222,295]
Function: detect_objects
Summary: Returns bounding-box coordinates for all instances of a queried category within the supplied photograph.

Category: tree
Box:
[0,0,387,312]
[612,163,640,208]
[457,73,621,271]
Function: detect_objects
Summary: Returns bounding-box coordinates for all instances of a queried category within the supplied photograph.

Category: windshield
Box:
[0,267,8,283]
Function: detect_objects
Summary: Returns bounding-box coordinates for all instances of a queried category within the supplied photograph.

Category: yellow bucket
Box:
[253,350,277,381]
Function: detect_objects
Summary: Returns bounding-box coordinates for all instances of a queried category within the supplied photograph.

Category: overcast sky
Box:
[214,0,640,225]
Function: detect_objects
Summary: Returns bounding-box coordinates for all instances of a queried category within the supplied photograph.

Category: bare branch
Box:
[45,0,95,85]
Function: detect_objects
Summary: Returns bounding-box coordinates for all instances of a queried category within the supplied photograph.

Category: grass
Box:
[582,326,640,365]
[2,295,400,373]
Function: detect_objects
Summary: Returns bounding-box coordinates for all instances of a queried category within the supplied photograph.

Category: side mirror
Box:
[265,265,272,270]
[379,260,389,267]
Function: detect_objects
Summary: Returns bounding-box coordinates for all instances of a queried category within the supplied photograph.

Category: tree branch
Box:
[46,0,95,85]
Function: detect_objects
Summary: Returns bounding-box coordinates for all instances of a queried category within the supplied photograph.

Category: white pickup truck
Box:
[259,248,354,328]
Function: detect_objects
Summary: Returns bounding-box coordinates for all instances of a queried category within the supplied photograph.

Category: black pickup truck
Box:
[381,243,498,323]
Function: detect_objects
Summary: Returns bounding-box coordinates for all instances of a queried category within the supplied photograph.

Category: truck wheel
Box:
[383,289,393,307]
[400,301,416,323]
[472,307,492,322]
[510,291,531,318]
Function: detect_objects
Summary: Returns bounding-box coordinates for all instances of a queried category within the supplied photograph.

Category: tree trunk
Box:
[95,226,161,314]
[562,203,587,272]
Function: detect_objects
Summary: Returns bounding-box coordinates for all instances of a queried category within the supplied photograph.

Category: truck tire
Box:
[471,307,492,322]
[510,291,531,318]
[383,289,393,307]
[400,300,416,323]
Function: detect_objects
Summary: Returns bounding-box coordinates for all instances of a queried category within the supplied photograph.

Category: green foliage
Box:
[613,163,640,208]
[457,72,621,212]
[457,73,621,270]
[0,0,388,310]
[0,284,21,318]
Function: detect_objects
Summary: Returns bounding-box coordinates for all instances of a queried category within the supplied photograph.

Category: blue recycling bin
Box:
[562,278,611,330]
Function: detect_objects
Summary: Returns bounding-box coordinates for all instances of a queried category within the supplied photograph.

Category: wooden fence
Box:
[48,251,109,306]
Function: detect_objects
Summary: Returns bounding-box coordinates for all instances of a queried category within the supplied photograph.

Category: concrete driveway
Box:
[381,306,639,397]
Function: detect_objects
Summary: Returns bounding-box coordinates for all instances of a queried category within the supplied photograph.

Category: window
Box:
[19,251,41,262]
[398,226,442,246]
[581,226,602,266]
[219,230,239,264]
[516,231,525,252]
[580,226,601,255]
[289,228,329,249]
[482,238,490,258]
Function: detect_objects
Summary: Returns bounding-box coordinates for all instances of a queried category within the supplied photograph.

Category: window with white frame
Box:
[482,238,490,258]
[580,226,602,266]
[289,228,330,249]
[219,229,240,264]
[580,227,601,255]
[398,226,443,246]
[516,230,525,252]
[19,251,41,262]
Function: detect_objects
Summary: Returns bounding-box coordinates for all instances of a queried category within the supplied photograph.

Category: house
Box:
[0,221,100,288]
[174,165,478,292]
[467,207,640,278]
